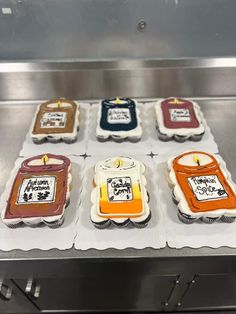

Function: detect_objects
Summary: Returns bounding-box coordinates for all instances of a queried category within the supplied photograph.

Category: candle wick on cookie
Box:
[193,155,200,166]
[115,158,123,168]
[42,154,49,165]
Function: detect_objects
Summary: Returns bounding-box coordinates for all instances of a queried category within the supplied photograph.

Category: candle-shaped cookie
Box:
[2,154,72,228]
[91,157,150,228]
[31,98,80,144]
[168,151,236,223]
[96,97,142,142]
[155,97,205,142]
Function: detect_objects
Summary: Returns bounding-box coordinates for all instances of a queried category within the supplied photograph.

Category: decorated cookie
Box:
[155,97,205,142]
[2,154,72,228]
[96,97,142,142]
[168,151,236,223]
[31,98,80,144]
[91,157,151,228]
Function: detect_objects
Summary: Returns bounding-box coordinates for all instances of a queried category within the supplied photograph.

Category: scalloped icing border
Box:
[96,99,143,141]
[30,101,80,142]
[155,98,205,139]
[167,152,236,220]
[91,157,150,227]
[1,161,72,227]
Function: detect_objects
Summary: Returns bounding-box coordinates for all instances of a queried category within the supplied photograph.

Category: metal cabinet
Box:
[0,279,37,313]
[8,272,236,313]
[177,274,236,311]
[15,274,178,312]
[3,261,236,313]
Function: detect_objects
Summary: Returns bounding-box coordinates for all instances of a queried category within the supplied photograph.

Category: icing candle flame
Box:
[115,158,123,168]
[193,155,200,166]
[170,98,183,105]
[42,154,49,165]
[114,97,122,105]
[57,100,61,108]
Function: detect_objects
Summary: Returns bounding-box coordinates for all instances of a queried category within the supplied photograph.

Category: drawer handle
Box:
[176,275,197,308]
[164,276,180,308]
[25,279,40,299]
[0,280,12,300]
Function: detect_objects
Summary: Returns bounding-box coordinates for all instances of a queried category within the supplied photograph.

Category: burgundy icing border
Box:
[4,154,71,220]
[161,98,200,129]
[21,153,71,173]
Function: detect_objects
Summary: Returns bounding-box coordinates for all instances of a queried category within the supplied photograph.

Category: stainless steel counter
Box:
[0,98,235,260]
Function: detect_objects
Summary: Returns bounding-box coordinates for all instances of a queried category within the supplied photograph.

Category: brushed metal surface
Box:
[0,98,235,260]
[1,0,236,60]
[1,59,236,100]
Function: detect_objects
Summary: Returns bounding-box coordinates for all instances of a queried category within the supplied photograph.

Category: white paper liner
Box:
[153,153,236,249]
[86,103,152,155]
[0,156,84,251]
[19,102,90,157]
[75,155,166,250]
[145,101,219,155]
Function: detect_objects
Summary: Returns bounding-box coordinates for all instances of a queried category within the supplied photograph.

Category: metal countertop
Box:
[0,98,235,260]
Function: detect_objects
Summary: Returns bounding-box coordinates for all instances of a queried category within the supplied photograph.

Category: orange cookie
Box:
[168,151,236,223]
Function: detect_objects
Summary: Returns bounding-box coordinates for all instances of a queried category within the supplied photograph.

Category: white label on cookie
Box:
[107,176,133,202]
[107,108,131,124]
[17,176,56,204]
[187,175,228,201]
[40,112,67,128]
[169,108,191,122]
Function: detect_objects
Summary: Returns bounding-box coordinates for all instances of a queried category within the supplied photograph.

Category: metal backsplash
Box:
[0,0,236,100]
[0,0,236,60]
[1,59,236,100]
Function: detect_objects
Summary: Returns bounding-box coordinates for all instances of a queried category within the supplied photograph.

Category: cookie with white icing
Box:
[31,98,80,144]
[168,151,236,223]
[96,97,142,142]
[91,157,151,228]
[2,154,72,228]
[155,97,205,142]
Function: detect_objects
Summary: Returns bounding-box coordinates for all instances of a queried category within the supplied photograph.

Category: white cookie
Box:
[91,156,150,228]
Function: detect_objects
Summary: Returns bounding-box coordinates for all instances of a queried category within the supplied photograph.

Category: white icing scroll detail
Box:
[17,176,56,204]
[107,176,133,202]
[40,112,67,128]
[107,108,131,124]
[187,175,228,202]
[169,108,191,122]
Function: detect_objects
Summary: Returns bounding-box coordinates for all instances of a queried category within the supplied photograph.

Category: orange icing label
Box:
[173,151,236,213]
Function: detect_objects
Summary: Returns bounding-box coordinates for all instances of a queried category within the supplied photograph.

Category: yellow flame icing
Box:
[114,97,122,104]
[170,98,183,105]
[115,158,123,168]
[42,154,49,164]
[193,155,200,166]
